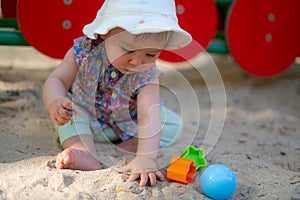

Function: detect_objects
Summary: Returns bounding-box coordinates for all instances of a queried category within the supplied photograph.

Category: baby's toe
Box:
[55,153,64,169]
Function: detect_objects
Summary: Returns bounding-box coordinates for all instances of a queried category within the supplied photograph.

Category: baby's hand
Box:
[48,97,82,126]
[121,156,164,187]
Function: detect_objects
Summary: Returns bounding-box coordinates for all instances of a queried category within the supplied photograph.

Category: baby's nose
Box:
[129,54,144,67]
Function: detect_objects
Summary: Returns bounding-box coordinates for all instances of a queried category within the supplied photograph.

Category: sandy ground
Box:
[0,45,299,200]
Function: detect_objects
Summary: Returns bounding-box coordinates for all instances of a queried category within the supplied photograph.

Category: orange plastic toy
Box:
[166,157,196,184]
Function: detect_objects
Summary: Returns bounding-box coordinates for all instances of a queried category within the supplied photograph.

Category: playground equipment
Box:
[227,0,300,76]
[0,0,299,76]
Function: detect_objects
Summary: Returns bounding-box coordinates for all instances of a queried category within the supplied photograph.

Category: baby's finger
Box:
[62,98,73,111]
[139,172,149,187]
[54,112,69,125]
[64,109,73,116]
[59,107,73,118]
[53,115,65,126]
[128,173,140,181]
[155,171,165,181]
[62,99,82,116]
[148,172,156,186]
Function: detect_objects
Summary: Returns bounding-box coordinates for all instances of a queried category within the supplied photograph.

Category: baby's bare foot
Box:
[56,147,101,170]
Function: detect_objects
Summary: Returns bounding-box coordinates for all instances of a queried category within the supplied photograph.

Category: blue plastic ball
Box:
[200,164,236,200]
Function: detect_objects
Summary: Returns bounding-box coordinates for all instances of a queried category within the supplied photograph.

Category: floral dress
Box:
[69,36,161,140]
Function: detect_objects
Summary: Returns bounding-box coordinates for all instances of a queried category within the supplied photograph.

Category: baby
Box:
[43,0,191,187]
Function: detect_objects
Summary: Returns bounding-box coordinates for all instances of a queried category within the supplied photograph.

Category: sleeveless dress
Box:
[69,36,161,140]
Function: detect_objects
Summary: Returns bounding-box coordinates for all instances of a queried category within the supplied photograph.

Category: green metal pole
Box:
[207,39,229,54]
[214,0,234,5]
[0,18,19,29]
[0,30,29,46]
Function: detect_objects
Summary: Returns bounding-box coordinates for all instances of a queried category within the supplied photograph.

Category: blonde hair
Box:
[132,31,171,50]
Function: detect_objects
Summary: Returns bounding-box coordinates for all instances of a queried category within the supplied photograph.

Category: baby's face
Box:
[102,28,166,74]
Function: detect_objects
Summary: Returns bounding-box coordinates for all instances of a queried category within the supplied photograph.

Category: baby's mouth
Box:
[124,67,137,74]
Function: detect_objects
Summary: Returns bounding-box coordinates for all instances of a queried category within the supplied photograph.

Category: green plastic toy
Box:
[180,145,207,170]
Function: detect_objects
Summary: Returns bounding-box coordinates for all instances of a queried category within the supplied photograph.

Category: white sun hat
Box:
[83,0,192,50]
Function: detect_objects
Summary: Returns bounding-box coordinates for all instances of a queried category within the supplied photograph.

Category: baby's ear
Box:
[99,34,107,40]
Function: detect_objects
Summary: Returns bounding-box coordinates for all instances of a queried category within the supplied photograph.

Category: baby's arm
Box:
[122,79,164,186]
[136,80,161,160]
[42,48,81,126]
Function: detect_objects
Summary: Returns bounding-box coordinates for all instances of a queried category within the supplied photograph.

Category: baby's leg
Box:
[116,136,138,153]
[159,107,182,148]
[56,134,101,170]
[115,107,182,153]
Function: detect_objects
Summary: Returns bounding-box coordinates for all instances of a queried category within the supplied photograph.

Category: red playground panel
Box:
[17,0,103,59]
[159,0,218,63]
[1,0,17,18]
[227,0,300,76]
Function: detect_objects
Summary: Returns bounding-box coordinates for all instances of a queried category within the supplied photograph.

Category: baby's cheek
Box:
[107,48,127,64]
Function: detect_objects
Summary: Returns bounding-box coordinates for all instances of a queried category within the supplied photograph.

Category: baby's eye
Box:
[146,53,156,57]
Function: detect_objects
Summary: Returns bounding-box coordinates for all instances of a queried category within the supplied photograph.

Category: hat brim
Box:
[83,13,192,50]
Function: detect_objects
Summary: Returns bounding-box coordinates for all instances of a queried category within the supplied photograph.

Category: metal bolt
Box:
[62,20,72,30]
[268,13,275,22]
[265,33,272,42]
[177,5,185,15]
[63,0,73,5]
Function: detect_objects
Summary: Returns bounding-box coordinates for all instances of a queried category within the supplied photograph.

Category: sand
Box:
[0,46,299,200]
